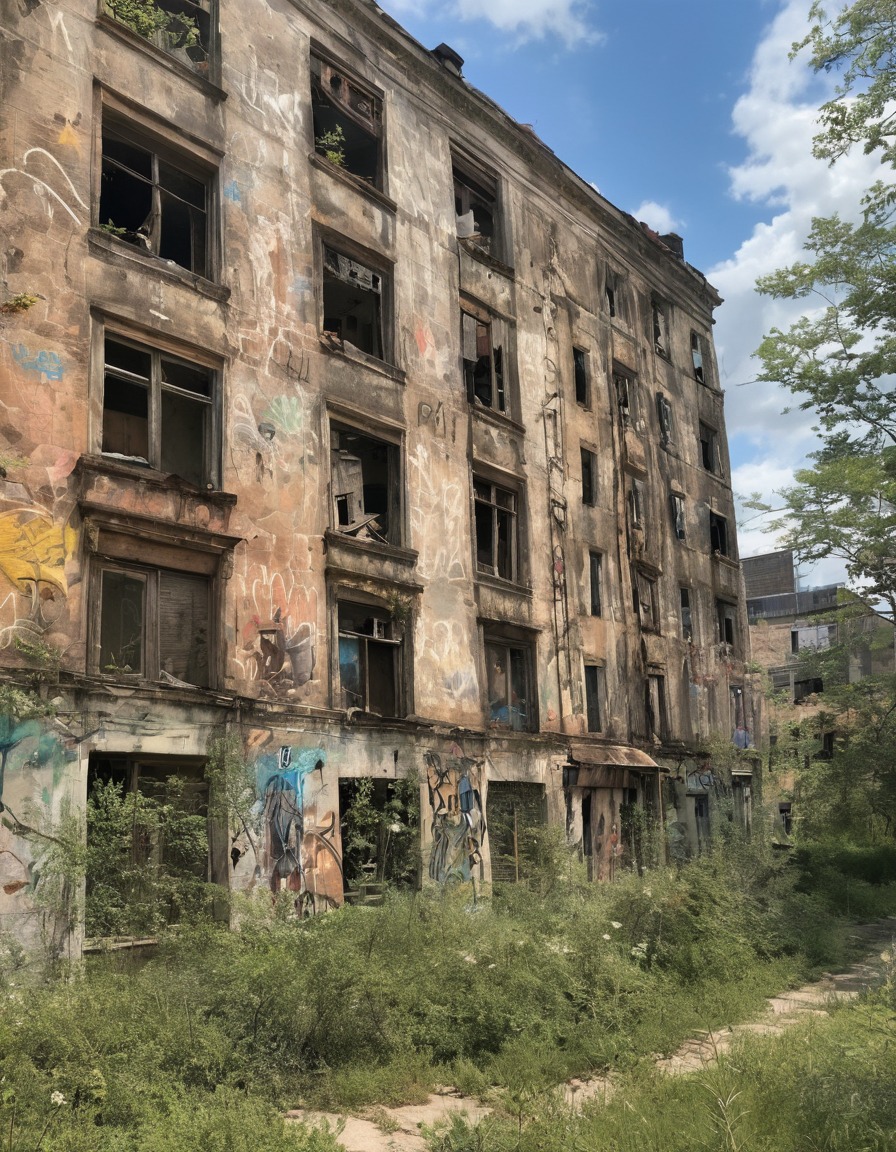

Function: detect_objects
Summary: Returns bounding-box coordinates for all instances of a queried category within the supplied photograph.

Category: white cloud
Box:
[380,0,600,46]
[707,0,884,585]
[632,200,681,235]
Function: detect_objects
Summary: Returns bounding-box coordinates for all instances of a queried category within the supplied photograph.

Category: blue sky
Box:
[380,0,881,584]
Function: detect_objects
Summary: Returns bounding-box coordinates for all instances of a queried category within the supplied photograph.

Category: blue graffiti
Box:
[223,179,242,203]
[11,346,64,381]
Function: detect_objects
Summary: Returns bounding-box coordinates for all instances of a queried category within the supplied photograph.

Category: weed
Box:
[0,293,39,314]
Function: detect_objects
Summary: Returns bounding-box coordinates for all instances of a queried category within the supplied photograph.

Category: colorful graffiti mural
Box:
[0,508,76,649]
[424,751,485,892]
[254,745,342,915]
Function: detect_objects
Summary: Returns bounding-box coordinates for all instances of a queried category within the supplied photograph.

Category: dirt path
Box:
[286,917,896,1151]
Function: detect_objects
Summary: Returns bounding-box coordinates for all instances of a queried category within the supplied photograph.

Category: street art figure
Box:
[424,751,485,893]
[255,745,342,915]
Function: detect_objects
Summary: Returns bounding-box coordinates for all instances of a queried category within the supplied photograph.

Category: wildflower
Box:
[487,963,496,969]
[610,921,622,930]
[644,888,652,897]
[50,1092,67,1107]
[388,822,403,833]
[602,933,611,941]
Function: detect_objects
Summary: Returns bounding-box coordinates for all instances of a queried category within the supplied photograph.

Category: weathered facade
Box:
[0,0,754,955]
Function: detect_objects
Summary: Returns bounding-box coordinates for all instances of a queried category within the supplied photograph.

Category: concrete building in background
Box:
[0,0,754,956]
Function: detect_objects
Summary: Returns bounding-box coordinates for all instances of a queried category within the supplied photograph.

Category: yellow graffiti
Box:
[0,510,76,594]
[57,123,81,154]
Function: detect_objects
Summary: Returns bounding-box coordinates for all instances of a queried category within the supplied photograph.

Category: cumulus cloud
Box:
[632,200,681,235]
[382,0,600,46]
[709,0,882,574]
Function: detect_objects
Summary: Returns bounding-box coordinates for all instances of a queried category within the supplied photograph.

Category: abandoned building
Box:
[0,0,755,955]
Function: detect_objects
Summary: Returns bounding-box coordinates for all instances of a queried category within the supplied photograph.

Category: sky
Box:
[378,0,884,589]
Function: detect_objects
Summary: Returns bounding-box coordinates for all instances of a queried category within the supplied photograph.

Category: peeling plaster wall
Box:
[0,0,754,951]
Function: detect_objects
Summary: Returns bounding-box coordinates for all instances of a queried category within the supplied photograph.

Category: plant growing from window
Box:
[105,0,201,53]
[315,125,346,167]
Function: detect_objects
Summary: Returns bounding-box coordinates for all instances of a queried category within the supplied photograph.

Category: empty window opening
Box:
[573,347,589,406]
[453,160,498,253]
[474,478,517,581]
[652,299,669,356]
[99,563,210,686]
[311,54,382,186]
[100,127,209,276]
[646,674,668,741]
[605,269,625,320]
[794,677,824,703]
[691,331,706,384]
[581,447,597,506]
[323,246,384,359]
[584,664,604,732]
[699,422,721,474]
[636,570,659,632]
[709,511,730,556]
[104,0,212,73]
[680,587,693,640]
[337,601,401,716]
[103,335,214,486]
[330,423,400,544]
[86,753,224,938]
[462,311,506,411]
[629,478,645,530]
[717,600,737,648]
[671,493,686,540]
[614,369,633,426]
[338,777,419,893]
[485,639,532,731]
[589,551,602,617]
[730,684,745,730]
[487,782,547,883]
[656,392,673,444]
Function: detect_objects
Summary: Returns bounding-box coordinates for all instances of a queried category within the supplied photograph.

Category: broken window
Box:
[338,777,419,891]
[487,782,547,883]
[730,684,745,729]
[311,54,382,186]
[717,600,737,648]
[614,368,634,426]
[628,478,645,530]
[680,587,693,640]
[635,570,659,632]
[330,423,400,545]
[103,0,213,75]
[709,511,730,556]
[589,551,602,617]
[97,562,211,686]
[485,636,533,731]
[86,752,226,938]
[323,246,386,360]
[474,477,518,581]
[102,334,216,486]
[453,155,499,255]
[671,493,686,540]
[584,664,604,732]
[652,298,669,356]
[656,393,673,444]
[691,331,707,384]
[699,422,722,475]
[646,674,668,741]
[100,123,210,276]
[581,447,597,506]
[573,347,589,406]
[337,600,402,716]
[605,269,625,320]
[462,309,507,412]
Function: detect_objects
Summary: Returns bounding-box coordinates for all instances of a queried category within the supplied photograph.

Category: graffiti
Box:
[252,607,314,689]
[417,399,454,441]
[417,617,479,704]
[223,179,242,203]
[255,745,342,914]
[11,346,64,381]
[263,394,304,436]
[409,443,467,581]
[0,147,86,225]
[236,567,318,697]
[0,509,76,649]
[424,751,485,891]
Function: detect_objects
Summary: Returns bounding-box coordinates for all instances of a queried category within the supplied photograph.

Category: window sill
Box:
[470,404,526,437]
[458,236,514,279]
[712,551,740,569]
[319,334,405,383]
[88,230,230,302]
[475,570,532,598]
[308,152,397,212]
[96,14,225,101]
[76,454,237,507]
[325,528,418,569]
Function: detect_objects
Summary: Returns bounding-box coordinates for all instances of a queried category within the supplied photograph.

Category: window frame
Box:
[584,663,605,732]
[328,417,403,546]
[646,673,669,741]
[96,324,220,488]
[573,346,590,407]
[473,473,522,584]
[699,421,723,476]
[310,49,384,190]
[691,330,708,385]
[680,587,693,641]
[461,302,512,415]
[336,596,404,717]
[635,568,660,633]
[483,627,537,733]
[717,599,737,648]
[452,148,503,261]
[581,446,597,507]
[589,550,603,617]
[98,111,218,280]
[628,478,645,531]
[319,237,394,366]
[709,510,730,557]
[652,297,670,358]
[656,392,673,445]
[670,492,686,541]
[614,365,635,427]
